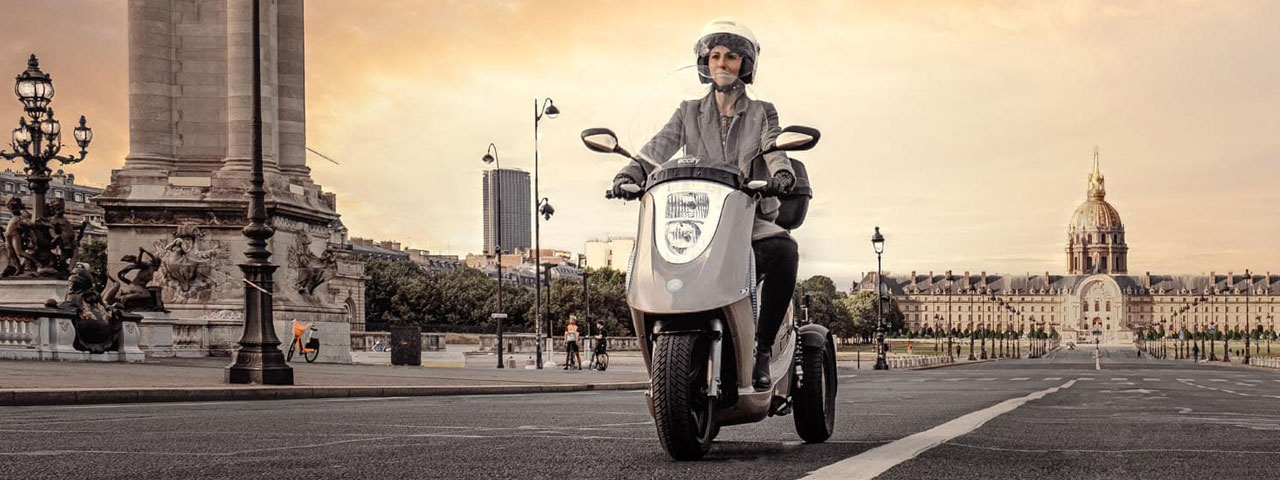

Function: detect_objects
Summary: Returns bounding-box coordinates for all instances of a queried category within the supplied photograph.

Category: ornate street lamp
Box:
[227,0,292,385]
[532,97,557,369]
[1244,269,1252,365]
[871,226,888,370]
[483,143,506,368]
[0,54,93,278]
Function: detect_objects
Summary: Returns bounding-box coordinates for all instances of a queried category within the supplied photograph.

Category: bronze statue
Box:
[56,264,125,354]
[3,196,35,276]
[103,247,164,311]
[47,198,87,269]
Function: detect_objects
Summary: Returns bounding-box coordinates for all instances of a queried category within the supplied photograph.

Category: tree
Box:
[841,290,904,343]
[794,275,856,340]
[79,238,108,288]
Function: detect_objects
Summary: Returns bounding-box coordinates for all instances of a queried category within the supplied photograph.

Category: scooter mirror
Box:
[771,126,821,152]
[745,180,769,191]
[621,183,642,194]
[581,128,620,154]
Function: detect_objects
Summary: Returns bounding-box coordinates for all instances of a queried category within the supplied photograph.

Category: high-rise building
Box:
[483,168,531,255]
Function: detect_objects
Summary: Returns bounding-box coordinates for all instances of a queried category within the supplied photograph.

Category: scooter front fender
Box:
[627,189,756,313]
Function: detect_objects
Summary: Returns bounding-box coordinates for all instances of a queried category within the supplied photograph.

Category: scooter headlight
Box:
[653,181,730,264]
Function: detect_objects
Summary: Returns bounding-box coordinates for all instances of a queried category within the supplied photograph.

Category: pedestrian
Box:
[564,315,582,369]
[1192,343,1200,361]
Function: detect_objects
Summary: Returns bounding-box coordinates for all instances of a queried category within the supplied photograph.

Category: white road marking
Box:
[1077,377,1095,381]
[1110,378,1127,381]
[802,381,1076,480]
[943,378,965,382]
[1143,378,1161,382]
[1010,378,1030,381]
[976,378,997,382]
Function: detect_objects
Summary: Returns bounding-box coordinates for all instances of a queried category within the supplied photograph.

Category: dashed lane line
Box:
[1010,378,1030,381]
[802,380,1077,480]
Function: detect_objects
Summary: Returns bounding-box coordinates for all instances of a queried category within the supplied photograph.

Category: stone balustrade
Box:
[0,306,144,362]
[350,330,445,352]
[1249,357,1280,369]
[886,355,954,369]
[476,333,641,353]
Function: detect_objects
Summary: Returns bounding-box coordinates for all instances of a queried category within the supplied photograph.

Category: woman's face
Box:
[707,45,742,86]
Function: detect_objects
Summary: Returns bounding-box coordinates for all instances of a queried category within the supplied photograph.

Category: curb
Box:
[0,382,651,407]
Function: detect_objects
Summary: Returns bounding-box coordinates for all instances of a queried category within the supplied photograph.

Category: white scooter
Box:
[582,126,837,461]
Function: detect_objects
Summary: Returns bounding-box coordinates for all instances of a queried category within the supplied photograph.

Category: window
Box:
[53,189,65,199]
[74,193,84,203]
[1106,301,1111,312]
[1094,300,1099,311]
[1,182,11,192]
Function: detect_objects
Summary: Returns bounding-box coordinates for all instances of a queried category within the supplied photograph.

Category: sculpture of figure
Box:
[47,198,86,270]
[58,264,124,354]
[154,224,229,301]
[103,248,164,311]
[2,196,35,277]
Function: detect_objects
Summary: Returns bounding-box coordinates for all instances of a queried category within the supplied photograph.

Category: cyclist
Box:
[564,316,582,369]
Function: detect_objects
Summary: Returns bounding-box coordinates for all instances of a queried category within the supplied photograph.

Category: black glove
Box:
[609,174,644,200]
[763,170,795,197]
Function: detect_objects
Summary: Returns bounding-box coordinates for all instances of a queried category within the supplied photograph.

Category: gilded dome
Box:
[1068,148,1124,234]
[1069,199,1123,233]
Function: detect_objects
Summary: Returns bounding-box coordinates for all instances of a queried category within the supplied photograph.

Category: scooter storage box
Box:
[775,158,811,230]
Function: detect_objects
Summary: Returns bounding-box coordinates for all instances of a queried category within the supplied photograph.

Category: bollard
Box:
[857,351,861,369]
[507,356,515,369]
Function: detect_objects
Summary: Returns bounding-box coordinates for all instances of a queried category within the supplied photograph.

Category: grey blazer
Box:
[618,91,795,241]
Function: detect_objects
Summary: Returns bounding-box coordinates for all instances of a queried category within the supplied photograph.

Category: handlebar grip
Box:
[605,189,616,199]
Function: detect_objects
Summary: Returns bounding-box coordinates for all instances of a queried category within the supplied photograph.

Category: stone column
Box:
[125,0,175,171]
[220,0,279,175]
[277,0,310,178]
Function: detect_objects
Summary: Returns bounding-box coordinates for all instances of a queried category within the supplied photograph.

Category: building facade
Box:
[482,168,531,255]
[584,236,635,271]
[859,156,1278,344]
[0,169,107,242]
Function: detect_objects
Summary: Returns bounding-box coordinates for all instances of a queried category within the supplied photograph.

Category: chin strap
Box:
[713,79,745,93]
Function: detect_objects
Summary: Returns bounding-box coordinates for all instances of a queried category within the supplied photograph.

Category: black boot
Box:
[753,350,771,391]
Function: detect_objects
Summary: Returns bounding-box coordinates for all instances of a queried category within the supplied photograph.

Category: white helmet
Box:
[695,18,761,86]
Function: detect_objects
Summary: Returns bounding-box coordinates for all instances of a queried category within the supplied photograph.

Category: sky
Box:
[1,0,1277,288]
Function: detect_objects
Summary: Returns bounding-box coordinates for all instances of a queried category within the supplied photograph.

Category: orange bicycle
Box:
[287,319,320,363]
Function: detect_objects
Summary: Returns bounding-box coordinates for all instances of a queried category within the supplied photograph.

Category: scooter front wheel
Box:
[651,333,716,460]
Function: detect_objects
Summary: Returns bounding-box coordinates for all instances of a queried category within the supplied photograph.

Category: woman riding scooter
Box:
[610,18,798,391]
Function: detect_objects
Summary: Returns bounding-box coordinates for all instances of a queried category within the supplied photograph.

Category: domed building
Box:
[857,150,1279,347]
[1066,150,1128,274]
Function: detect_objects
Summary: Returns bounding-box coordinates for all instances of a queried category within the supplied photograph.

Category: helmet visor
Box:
[695,33,757,85]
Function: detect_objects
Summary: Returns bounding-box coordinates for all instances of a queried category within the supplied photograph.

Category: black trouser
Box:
[754,236,799,353]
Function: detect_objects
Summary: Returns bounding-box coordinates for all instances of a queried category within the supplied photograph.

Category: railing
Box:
[0,306,143,362]
[350,330,445,352]
[886,355,954,369]
[1250,357,1280,369]
[0,315,38,348]
[475,334,641,353]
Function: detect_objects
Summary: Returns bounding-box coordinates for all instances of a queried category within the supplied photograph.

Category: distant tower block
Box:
[1066,147,1128,274]
[97,0,359,355]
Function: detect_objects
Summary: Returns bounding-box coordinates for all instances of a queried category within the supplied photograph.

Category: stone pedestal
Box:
[136,311,176,358]
[0,279,68,308]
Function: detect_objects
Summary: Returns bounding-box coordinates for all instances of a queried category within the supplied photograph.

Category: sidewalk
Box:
[0,356,649,407]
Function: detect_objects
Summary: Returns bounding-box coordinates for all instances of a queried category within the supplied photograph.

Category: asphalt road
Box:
[3,347,1278,479]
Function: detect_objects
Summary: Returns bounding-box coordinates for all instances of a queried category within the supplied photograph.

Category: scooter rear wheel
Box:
[793,337,837,443]
[651,333,716,460]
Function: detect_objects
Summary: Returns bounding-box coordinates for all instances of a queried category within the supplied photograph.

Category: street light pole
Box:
[1245,269,1252,365]
[531,97,558,369]
[228,0,293,385]
[483,143,505,368]
[872,227,888,370]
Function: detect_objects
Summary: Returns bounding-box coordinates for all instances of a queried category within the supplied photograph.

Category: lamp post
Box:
[979,292,988,360]
[1244,270,1252,365]
[0,54,93,278]
[483,143,506,368]
[967,286,976,361]
[538,198,555,346]
[531,97,558,369]
[227,0,293,385]
[872,226,888,370]
[946,272,954,360]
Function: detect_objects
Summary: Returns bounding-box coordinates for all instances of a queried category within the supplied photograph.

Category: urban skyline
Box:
[2,1,1277,288]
